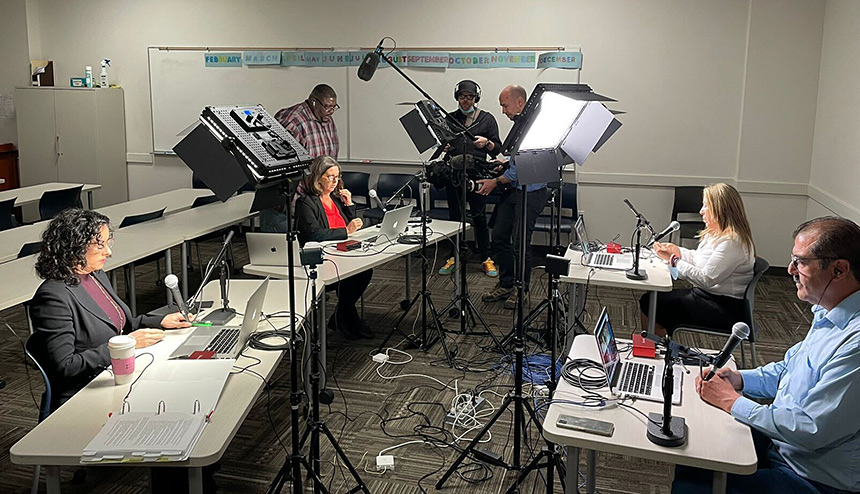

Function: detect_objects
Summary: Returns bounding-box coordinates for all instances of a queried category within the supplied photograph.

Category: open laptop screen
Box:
[574,216,591,255]
[594,308,620,387]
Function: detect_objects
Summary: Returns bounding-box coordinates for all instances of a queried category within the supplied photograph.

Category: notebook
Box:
[593,307,682,404]
[246,232,301,267]
[574,216,634,270]
[362,205,413,246]
[169,277,269,360]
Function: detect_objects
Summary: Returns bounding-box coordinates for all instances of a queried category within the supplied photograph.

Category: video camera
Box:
[426,154,505,192]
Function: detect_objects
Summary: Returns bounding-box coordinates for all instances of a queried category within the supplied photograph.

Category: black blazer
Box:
[29,270,162,410]
[294,193,357,245]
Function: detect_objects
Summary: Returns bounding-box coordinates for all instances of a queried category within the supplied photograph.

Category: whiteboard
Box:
[148,48,348,155]
[148,48,580,162]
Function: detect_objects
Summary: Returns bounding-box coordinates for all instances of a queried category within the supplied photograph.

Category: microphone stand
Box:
[639,331,715,447]
[622,199,651,281]
[189,230,237,324]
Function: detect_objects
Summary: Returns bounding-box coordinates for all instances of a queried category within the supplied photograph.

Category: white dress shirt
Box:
[677,234,754,298]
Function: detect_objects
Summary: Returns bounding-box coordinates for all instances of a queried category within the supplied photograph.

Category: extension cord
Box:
[372,353,389,364]
[376,454,394,471]
[445,396,487,425]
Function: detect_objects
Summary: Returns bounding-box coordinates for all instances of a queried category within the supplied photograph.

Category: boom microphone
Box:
[368,189,387,212]
[164,274,190,320]
[358,39,384,81]
[651,221,681,244]
[704,322,750,381]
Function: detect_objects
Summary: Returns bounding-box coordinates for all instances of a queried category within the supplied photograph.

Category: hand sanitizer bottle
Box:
[99,59,110,88]
[85,66,93,88]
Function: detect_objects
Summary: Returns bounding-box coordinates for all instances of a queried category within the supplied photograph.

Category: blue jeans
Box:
[672,429,853,494]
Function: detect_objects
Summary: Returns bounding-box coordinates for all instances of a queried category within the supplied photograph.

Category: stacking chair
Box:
[534,182,578,245]
[119,208,167,315]
[25,334,53,494]
[671,186,705,248]
[342,171,371,213]
[0,197,17,231]
[363,173,418,223]
[425,183,450,220]
[38,185,83,221]
[18,241,42,259]
[672,256,769,368]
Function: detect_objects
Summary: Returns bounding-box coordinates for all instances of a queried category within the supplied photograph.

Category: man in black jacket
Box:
[437,80,502,278]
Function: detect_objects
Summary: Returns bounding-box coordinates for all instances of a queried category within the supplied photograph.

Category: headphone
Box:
[835,267,843,277]
[454,80,481,103]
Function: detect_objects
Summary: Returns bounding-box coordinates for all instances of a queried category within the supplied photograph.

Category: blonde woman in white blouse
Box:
[640,183,756,336]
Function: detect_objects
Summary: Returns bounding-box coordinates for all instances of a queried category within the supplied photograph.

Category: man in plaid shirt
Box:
[274,84,340,158]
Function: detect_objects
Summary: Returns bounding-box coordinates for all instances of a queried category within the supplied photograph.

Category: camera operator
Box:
[437,80,502,278]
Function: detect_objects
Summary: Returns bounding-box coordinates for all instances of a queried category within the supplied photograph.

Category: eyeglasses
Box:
[457,93,476,101]
[92,235,115,251]
[311,96,340,113]
[322,174,342,182]
[790,255,837,270]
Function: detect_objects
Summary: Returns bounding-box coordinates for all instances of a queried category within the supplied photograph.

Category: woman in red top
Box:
[295,156,373,339]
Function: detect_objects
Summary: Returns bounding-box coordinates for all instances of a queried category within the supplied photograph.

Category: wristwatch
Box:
[495,177,503,187]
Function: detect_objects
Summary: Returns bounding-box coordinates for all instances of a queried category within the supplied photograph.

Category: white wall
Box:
[9,0,835,264]
[808,0,860,223]
[0,0,31,145]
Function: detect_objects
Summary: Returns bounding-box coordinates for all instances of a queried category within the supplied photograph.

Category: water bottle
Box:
[99,59,110,88]
[85,66,93,88]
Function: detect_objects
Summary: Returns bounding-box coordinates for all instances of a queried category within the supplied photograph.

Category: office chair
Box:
[342,171,371,212]
[38,185,84,221]
[25,334,53,494]
[672,256,769,368]
[534,182,578,245]
[363,173,417,223]
[17,241,42,259]
[119,208,167,316]
[671,186,705,248]
[0,197,17,231]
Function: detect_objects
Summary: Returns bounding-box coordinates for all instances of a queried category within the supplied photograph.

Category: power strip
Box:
[445,396,487,425]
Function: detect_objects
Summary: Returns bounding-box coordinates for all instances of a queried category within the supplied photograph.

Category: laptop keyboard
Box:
[205,328,240,354]
[591,253,615,267]
[619,361,654,395]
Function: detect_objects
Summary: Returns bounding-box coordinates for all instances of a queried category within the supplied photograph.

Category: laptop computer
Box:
[574,216,635,270]
[246,232,301,267]
[593,307,682,404]
[362,205,413,246]
[169,277,270,360]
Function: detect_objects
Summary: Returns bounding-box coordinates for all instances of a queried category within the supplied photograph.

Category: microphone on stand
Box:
[358,39,384,81]
[164,274,190,320]
[369,189,387,212]
[704,322,750,381]
[650,221,681,245]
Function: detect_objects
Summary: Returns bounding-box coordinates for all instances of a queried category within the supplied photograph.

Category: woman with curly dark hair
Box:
[29,208,191,411]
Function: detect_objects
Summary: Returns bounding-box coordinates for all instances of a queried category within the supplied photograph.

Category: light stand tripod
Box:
[376,167,453,366]
[268,182,369,494]
[437,186,556,493]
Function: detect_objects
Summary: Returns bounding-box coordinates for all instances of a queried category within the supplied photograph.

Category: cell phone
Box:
[556,414,615,437]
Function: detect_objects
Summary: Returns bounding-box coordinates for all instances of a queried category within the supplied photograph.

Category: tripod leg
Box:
[375,292,423,353]
[504,450,551,494]
[463,297,506,355]
[424,293,454,365]
[436,394,514,489]
[316,422,371,494]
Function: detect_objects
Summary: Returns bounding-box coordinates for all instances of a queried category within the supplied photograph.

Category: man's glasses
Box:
[790,255,836,270]
[457,93,476,101]
[312,96,340,113]
[92,236,115,251]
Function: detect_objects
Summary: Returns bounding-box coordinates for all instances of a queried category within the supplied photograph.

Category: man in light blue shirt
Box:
[674,216,860,494]
[476,84,549,310]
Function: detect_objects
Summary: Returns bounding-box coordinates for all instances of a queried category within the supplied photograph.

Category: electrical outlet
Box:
[376,454,394,470]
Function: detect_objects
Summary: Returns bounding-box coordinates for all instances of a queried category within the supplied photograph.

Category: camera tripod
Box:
[267,182,368,494]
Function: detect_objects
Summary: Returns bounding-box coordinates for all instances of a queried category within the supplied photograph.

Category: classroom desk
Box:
[543,334,756,494]
[0,231,184,313]
[243,218,463,374]
[561,248,673,337]
[0,182,100,209]
[120,193,257,300]
[10,278,318,494]
[91,188,214,225]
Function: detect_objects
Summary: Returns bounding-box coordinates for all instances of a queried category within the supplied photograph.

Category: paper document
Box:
[82,413,206,463]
